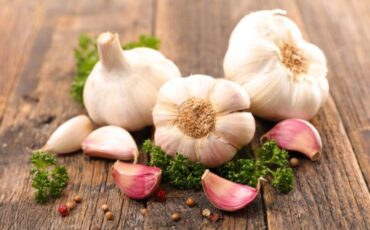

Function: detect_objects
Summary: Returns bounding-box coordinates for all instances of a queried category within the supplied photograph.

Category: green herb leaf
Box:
[271,167,294,193]
[71,34,160,105]
[142,140,205,189]
[30,152,69,203]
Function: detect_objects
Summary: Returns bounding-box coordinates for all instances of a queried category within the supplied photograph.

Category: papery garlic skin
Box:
[41,115,93,154]
[261,119,322,161]
[201,170,259,211]
[112,161,161,199]
[153,75,255,167]
[84,32,181,131]
[224,9,329,121]
[82,126,139,162]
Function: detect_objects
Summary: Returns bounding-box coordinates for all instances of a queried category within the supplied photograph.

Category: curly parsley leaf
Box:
[30,152,69,203]
[142,140,205,189]
[143,139,294,193]
[71,34,160,105]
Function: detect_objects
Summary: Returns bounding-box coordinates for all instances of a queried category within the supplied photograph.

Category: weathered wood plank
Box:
[0,0,153,229]
[145,1,268,229]
[0,0,47,123]
[295,0,370,188]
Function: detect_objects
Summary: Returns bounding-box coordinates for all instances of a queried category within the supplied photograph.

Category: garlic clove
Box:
[214,112,255,149]
[156,77,190,106]
[152,102,178,127]
[153,126,183,157]
[196,134,237,168]
[82,126,139,162]
[209,79,250,114]
[261,119,322,161]
[112,161,161,199]
[183,75,216,99]
[201,170,260,211]
[40,115,93,154]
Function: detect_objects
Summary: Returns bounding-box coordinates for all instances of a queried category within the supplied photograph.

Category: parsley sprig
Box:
[143,140,295,193]
[142,140,205,189]
[71,34,160,105]
[30,152,69,203]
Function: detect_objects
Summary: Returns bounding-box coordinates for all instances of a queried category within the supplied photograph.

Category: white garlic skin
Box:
[84,32,181,131]
[41,115,93,154]
[224,9,329,121]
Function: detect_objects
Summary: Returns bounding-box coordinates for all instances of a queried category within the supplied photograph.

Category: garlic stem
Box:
[97,32,130,72]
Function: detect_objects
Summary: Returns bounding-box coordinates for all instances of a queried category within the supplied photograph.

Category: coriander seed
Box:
[185,197,196,207]
[105,211,114,220]
[140,208,148,215]
[290,158,299,167]
[202,208,211,217]
[171,212,181,221]
[101,204,109,212]
[66,200,76,210]
[73,195,82,203]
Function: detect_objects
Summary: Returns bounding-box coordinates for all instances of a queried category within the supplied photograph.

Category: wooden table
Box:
[1,0,369,229]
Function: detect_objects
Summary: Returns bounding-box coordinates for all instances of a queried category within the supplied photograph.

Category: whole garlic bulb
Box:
[153,75,255,167]
[84,32,181,131]
[224,9,329,121]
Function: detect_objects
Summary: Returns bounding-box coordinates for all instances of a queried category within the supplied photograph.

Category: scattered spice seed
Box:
[58,204,69,217]
[207,213,220,223]
[202,208,211,217]
[290,158,299,167]
[185,197,196,207]
[73,195,82,203]
[105,211,114,221]
[171,212,181,221]
[140,208,148,215]
[156,188,166,202]
[66,201,76,210]
[101,204,109,212]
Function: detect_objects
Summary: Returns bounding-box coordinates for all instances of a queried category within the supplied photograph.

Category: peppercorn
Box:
[101,204,109,212]
[185,197,196,207]
[290,158,299,167]
[66,201,76,210]
[171,212,181,221]
[73,195,82,203]
[140,208,148,215]
[105,211,114,221]
[156,189,166,202]
[58,204,69,217]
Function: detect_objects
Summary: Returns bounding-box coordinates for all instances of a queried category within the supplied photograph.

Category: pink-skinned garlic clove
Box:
[82,126,139,162]
[201,170,260,211]
[40,115,94,154]
[112,161,162,199]
[261,118,322,161]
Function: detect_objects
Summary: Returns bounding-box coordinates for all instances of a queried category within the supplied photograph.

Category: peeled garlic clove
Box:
[261,119,322,161]
[40,115,93,154]
[112,161,161,199]
[82,126,139,162]
[201,170,260,211]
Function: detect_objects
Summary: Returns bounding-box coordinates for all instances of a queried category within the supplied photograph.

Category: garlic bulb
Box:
[40,115,93,154]
[224,9,329,121]
[82,126,139,162]
[84,32,181,131]
[153,74,255,167]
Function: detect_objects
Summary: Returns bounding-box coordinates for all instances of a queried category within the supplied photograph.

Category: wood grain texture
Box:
[0,0,369,229]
